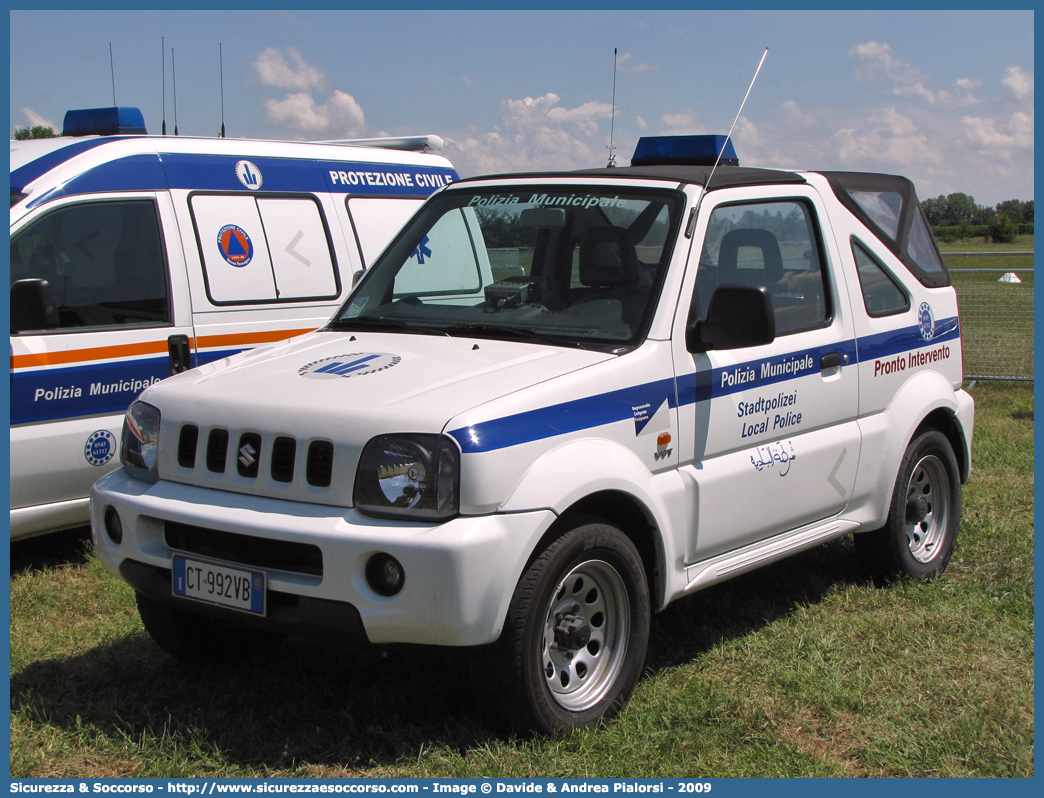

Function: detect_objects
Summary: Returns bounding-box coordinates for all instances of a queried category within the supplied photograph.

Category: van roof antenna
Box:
[109,43,116,105]
[606,48,618,167]
[219,43,226,138]
[172,47,179,136]
[161,37,167,135]
[686,47,768,237]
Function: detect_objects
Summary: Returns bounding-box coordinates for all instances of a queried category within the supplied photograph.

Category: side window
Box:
[852,239,909,317]
[698,200,828,336]
[392,207,490,298]
[346,197,423,268]
[191,194,338,305]
[10,200,170,330]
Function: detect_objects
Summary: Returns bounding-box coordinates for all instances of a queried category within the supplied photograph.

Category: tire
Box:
[492,517,650,733]
[136,592,283,662]
[855,430,961,582]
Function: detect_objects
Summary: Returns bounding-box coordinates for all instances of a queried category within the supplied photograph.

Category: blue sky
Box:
[9,8,1035,206]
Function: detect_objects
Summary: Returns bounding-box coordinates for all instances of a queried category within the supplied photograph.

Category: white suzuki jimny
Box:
[92,135,974,733]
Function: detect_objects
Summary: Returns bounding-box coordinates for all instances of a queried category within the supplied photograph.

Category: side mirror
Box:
[11,278,60,333]
[686,284,775,353]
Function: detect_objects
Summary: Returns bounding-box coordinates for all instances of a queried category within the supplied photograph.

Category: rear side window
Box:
[10,199,170,330]
[190,194,339,305]
[851,239,909,317]
[698,200,829,336]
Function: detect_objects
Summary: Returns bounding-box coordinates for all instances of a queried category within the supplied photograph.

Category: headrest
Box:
[579,227,639,288]
[717,228,784,285]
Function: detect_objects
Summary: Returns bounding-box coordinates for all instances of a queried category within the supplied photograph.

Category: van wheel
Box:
[494,517,650,733]
[855,430,961,581]
[135,592,283,662]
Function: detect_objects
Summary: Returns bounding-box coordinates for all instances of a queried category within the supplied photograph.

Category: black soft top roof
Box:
[453,163,806,191]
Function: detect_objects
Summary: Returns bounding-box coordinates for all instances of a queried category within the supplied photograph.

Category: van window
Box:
[10,199,170,330]
[346,197,423,268]
[191,194,338,304]
[698,200,828,336]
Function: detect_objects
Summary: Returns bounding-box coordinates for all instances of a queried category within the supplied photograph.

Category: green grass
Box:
[9,382,1034,778]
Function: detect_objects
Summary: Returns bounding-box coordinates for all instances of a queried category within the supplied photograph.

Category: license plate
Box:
[172,555,266,615]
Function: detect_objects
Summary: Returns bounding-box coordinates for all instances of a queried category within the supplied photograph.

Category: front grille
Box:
[165,521,323,577]
[271,437,297,483]
[206,429,229,473]
[178,425,199,468]
[307,440,334,487]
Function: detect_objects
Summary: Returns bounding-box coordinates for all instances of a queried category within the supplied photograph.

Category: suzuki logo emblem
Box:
[239,443,257,468]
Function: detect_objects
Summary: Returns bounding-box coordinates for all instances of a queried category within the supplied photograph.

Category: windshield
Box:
[331,185,683,352]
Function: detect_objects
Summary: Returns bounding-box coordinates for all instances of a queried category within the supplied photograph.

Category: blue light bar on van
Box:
[631,135,739,167]
[62,107,147,137]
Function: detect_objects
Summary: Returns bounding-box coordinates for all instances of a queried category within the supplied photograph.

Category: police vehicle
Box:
[91,134,974,733]
[10,106,457,541]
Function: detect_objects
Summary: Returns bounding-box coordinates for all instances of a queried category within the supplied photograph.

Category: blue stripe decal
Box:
[26,154,169,209]
[11,137,135,192]
[450,377,677,454]
[17,149,459,206]
[449,319,958,454]
[11,355,168,425]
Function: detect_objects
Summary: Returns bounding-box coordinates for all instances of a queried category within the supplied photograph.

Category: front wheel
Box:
[855,430,961,581]
[493,517,650,733]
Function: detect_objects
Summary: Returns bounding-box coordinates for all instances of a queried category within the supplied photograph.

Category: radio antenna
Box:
[109,43,116,105]
[606,48,618,167]
[219,43,226,138]
[172,48,179,136]
[161,37,167,135]
[686,47,768,237]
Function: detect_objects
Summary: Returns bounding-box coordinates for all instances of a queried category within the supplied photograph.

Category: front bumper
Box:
[91,468,555,646]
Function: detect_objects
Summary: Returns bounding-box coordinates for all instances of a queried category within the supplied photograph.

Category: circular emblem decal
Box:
[299,353,401,380]
[218,224,253,267]
[85,430,116,467]
[235,160,263,190]
[918,302,935,341]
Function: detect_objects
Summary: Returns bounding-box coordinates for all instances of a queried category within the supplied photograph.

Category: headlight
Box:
[354,434,460,521]
[121,401,161,483]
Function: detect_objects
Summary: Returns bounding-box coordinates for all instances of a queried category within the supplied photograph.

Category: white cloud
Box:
[617,52,654,74]
[635,115,648,130]
[962,110,1034,153]
[782,100,816,129]
[834,107,942,167]
[658,110,706,135]
[263,89,366,137]
[850,40,952,105]
[253,47,324,91]
[445,92,614,175]
[1002,65,1033,101]
[19,107,56,130]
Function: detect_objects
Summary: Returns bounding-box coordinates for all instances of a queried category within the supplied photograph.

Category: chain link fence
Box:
[947,253,1034,381]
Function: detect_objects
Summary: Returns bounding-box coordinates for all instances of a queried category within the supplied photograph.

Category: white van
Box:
[10,106,457,540]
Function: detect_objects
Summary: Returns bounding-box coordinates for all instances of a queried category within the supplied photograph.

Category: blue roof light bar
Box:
[62,107,147,137]
[631,135,739,167]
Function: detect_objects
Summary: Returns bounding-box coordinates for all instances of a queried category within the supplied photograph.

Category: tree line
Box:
[921,193,1033,243]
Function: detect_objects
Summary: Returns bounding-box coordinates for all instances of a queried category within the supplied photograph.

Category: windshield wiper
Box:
[326,316,449,336]
[441,323,593,348]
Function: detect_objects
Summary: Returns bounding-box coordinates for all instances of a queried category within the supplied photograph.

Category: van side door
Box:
[9,193,195,538]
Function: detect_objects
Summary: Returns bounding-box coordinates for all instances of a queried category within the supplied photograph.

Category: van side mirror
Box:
[11,278,60,333]
[686,285,775,353]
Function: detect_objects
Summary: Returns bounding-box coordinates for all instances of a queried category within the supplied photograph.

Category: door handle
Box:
[168,334,192,375]
[821,352,843,371]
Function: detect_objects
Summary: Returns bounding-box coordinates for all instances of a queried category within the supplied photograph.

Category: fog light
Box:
[104,506,123,545]
[366,553,404,596]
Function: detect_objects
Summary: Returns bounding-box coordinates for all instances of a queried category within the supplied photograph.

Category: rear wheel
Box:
[855,430,961,581]
[136,592,283,662]
[492,517,650,733]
